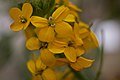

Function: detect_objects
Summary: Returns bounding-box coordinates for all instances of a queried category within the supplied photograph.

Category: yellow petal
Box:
[42,68,57,80]
[9,8,22,21]
[40,49,56,67]
[26,37,40,50]
[79,28,89,39]
[70,57,94,71]
[24,26,35,40]
[55,0,60,4]
[22,3,33,19]
[36,56,46,70]
[64,14,75,22]
[79,22,89,28]
[52,6,70,22]
[10,22,23,31]
[90,32,99,47]
[38,27,55,42]
[70,10,79,18]
[27,59,36,74]
[76,47,85,56]
[48,38,67,53]
[63,0,69,5]
[83,32,99,50]
[32,75,42,80]
[55,22,73,37]
[73,35,83,46]
[64,47,76,62]
[55,58,69,66]
[68,2,81,12]
[31,16,48,28]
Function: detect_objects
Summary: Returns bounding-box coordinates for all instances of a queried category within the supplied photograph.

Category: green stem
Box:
[95,30,104,80]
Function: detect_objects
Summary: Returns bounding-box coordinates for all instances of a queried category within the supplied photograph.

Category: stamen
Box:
[48,16,56,27]
[19,16,27,23]
[68,41,75,47]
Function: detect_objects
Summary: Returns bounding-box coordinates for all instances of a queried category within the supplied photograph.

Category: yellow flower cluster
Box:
[9,0,99,80]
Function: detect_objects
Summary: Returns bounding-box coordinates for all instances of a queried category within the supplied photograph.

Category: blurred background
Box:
[0,0,120,80]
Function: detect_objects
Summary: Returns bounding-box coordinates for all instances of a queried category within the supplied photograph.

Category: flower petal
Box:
[42,68,57,80]
[79,28,89,39]
[52,6,70,22]
[27,59,36,74]
[64,14,75,22]
[76,47,85,56]
[55,22,73,37]
[79,22,89,28]
[26,37,40,50]
[40,49,56,67]
[22,3,33,19]
[48,38,67,53]
[38,27,55,42]
[68,3,81,12]
[10,22,23,31]
[90,32,99,47]
[36,56,46,70]
[70,57,94,71]
[24,26,35,40]
[64,47,76,62]
[55,58,69,66]
[31,16,48,28]
[9,8,22,21]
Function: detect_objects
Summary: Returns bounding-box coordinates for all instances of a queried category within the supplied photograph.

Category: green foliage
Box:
[31,0,55,18]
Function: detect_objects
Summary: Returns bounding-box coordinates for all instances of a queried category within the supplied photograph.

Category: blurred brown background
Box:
[0,0,120,80]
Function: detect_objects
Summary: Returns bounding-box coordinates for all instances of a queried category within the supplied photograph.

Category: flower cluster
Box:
[9,0,99,80]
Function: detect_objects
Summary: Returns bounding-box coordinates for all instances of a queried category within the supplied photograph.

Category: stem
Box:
[95,30,104,80]
[62,70,71,79]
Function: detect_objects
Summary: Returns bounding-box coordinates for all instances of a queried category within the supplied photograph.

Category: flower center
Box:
[68,41,75,47]
[48,16,55,27]
[19,16,27,23]
[35,70,43,76]
[40,42,48,49]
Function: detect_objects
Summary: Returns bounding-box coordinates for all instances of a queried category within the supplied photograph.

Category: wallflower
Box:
[31,5,73,42]
[63,0,81,17]
[55,57,93,71]
[40,49,56,67]
[9,3,33,31]
[74,22,99,50]
[48,34,84,62]
[27,55,57,80]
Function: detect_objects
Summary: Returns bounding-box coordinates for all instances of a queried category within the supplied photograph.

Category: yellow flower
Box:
[74,22,99,50]
[9,3,33,31]
[48,35,84,62]
[74,22,90,39]
[27,55,57,80]
[83,31,99,50]
[40,49,56,67]
[63,0,81,17]
[70,57,94,71]
[31,6,73,42]
[55,57,93,71]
